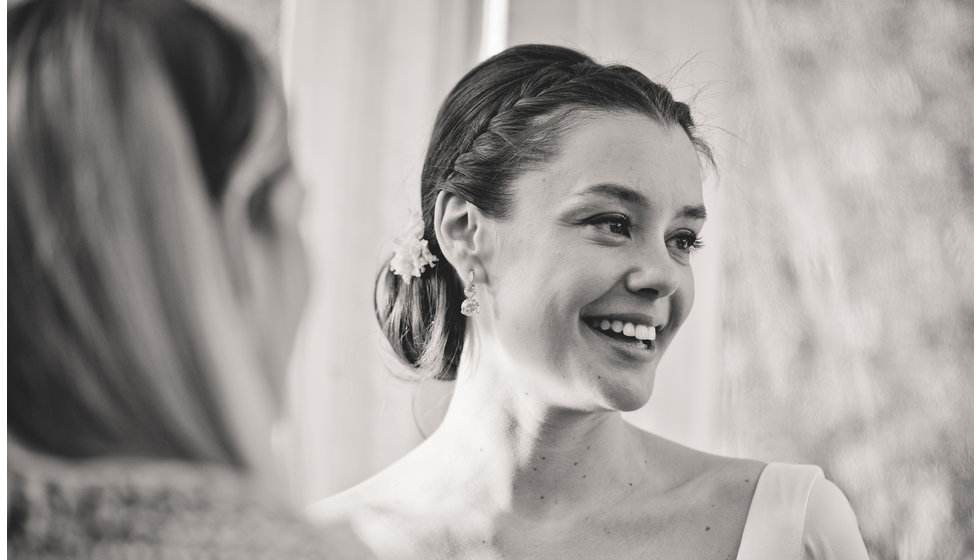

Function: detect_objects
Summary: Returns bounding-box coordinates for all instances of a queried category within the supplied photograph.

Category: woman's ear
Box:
[433,190,486,277]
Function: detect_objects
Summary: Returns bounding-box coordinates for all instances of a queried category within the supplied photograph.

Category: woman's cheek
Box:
[670,269,696,329]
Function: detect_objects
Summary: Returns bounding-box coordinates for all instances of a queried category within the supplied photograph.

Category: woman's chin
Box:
[589,372,657,413]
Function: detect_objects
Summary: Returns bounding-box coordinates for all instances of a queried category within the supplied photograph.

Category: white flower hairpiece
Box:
[389,209,438,283]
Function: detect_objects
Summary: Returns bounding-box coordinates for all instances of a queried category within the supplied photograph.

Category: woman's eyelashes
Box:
[586,213,634,238]
[248,161,295,231]
[248,177,277,231]
[668,230,704,255]
[582,213,704,255]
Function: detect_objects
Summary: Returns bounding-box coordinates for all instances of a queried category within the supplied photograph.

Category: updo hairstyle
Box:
[376,44,713,381]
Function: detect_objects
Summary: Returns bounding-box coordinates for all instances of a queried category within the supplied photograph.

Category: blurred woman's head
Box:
[8,0,307,470]
[377,44,712,409]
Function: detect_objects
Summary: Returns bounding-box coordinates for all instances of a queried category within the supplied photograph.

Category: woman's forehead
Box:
[513,114,704,209]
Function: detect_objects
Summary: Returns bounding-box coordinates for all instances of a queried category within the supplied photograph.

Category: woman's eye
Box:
[247,178,277,230]
[669,232,704,254]
[589,214,633,238]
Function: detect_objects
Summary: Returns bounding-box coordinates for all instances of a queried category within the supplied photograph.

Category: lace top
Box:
[7,443,334,559]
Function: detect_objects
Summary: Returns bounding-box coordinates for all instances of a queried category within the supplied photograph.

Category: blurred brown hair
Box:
[8,0,269,466]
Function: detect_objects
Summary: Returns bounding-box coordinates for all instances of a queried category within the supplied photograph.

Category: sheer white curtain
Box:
[280,0,733,506]
[280,0,486,505]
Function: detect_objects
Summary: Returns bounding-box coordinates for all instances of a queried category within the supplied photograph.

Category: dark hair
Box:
[8,0,261,196]
[147,0,263,200]
[8,0,265,464]
[376,44,714,381]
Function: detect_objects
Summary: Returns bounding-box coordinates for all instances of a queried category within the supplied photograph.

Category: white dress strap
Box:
[735,462,824,560]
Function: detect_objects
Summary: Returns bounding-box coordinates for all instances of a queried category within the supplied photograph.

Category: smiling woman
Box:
[479,114,705,413]
[309,45,869,559]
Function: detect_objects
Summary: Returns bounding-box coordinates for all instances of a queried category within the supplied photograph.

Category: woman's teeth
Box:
[589,319,657,343]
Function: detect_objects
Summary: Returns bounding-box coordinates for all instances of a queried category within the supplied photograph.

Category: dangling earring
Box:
[461,270,480,316]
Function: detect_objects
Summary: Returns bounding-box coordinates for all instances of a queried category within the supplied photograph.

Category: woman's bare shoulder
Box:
[307,482,398,559]
[308,476,439,560]
[637,429,766,486]
[307,468,426,530]
[307,479,386,526]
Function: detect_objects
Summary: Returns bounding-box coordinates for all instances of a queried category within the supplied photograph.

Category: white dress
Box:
[735,463,870,560]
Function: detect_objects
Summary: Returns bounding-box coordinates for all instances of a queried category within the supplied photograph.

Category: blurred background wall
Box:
[206,1,972,558]
[720,2,973,559]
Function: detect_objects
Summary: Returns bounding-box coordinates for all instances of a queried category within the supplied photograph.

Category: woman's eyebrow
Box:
[573,183,651,208]
[571,184,707,220]
[677,204,707,221]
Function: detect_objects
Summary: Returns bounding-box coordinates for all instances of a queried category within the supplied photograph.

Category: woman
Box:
[7,0,355,557]
[311,45,869,559]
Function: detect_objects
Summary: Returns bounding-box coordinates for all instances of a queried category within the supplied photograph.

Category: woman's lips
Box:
[587,317,657,344]
[582,319,658,360]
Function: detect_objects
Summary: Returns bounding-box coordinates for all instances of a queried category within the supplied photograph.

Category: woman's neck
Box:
[413,360,653,522]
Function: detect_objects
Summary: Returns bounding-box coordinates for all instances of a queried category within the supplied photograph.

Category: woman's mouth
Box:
[584,318,658,350]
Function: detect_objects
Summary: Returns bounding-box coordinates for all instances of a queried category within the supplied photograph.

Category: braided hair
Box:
[376,44,713,381]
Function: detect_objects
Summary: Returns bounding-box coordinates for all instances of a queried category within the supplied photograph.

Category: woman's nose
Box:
[623,244,680,298]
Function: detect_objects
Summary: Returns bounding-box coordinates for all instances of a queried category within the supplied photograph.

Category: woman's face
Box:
[224,90,309,403]
[479,111,705,412]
